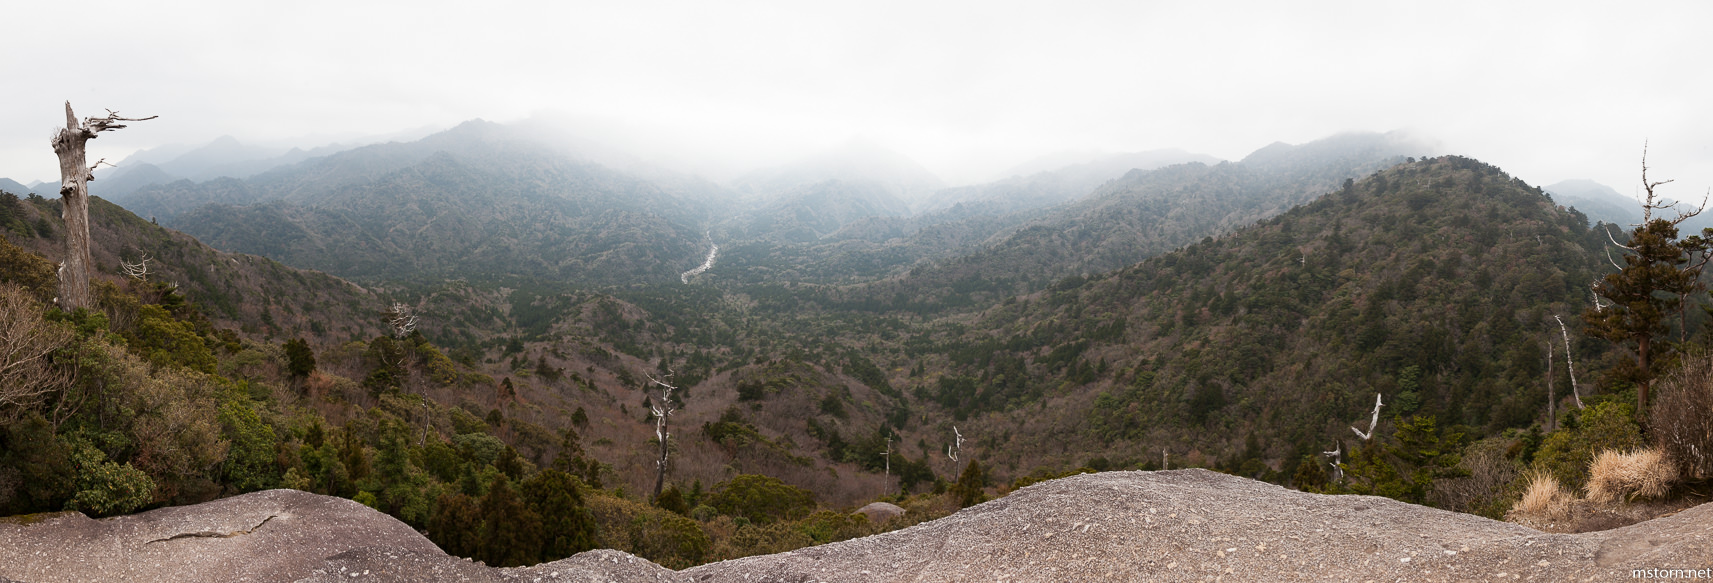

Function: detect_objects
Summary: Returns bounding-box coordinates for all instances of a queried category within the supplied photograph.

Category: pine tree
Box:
[952,460,987,508]
[521,469,598,562]
[477,475,543,567]
[428,492,482,558]
[1584,152,1712,420]
[283,338,316,379]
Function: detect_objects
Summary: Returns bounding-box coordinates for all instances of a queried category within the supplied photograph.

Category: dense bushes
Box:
[1651,351,1713,479]
[710,474,816,525]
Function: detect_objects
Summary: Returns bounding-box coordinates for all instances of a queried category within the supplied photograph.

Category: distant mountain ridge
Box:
[91,128,444,201]
[826,131,1436,311]
[1544,179,1641,227]
[0,178,30,196]
[109,125,1432,297]
[917,149,1222,215]
[136,122,723,285]
[731,139,946,212]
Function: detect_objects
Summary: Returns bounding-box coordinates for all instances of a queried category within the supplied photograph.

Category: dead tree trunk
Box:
[645,371,678,502]
[49,102,154,310]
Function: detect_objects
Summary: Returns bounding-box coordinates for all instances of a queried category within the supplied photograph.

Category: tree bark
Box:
[653,413,669,501]
[51,102,95,311]
[48,102,154,311]
[1638,335,1651,419]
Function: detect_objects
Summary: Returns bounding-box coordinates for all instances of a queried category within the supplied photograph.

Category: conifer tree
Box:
[428,492,481,559]
[521,469,597,562]
[283,338,316,379]
[477,475,543,567]
[952,459,987,508]
[1584,150,1711,420]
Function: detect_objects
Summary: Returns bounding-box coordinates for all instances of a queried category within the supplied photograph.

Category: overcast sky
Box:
[4,1,1711,201]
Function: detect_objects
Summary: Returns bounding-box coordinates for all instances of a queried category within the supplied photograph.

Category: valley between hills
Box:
[1,123,1709,577]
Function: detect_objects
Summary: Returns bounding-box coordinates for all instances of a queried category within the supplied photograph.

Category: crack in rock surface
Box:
[145,514,277,544]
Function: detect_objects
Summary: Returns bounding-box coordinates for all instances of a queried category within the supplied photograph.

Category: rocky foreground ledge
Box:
[2,470,1708,582]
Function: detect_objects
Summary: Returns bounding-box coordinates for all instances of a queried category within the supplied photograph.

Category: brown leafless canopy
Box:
[0,284,74,422]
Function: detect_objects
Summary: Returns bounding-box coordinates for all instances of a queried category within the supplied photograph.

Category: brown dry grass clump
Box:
[1585,448,1678,504]
[1512,472,1570,520]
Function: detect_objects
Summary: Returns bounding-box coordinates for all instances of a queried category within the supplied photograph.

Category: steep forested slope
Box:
[905,156,1614,477]
[1,190,383,342]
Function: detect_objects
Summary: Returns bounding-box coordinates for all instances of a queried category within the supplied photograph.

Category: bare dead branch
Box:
[1554,315,1585,410]
[1322,442,1343,481]
[120,254,152,281]
[947,425,965,463]
[86,109,158,133]
[1604,224,1638,251]
[1351,393,1383,441]
[1637,142,1705,226]
[387,303,419,338]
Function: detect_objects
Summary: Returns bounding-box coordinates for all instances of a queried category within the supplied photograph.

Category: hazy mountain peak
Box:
[732,139,944,212]
[1544,178,1645,227]
[1239,130,1434,169]
[0,177,30,195]
[208,135,244,148]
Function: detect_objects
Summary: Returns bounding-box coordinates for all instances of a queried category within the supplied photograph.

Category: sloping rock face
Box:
[0,489,440,583]
[682,470,1713,581]
[3,471,1710,582]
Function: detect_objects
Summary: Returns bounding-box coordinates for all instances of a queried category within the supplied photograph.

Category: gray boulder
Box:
[853,502,905,524]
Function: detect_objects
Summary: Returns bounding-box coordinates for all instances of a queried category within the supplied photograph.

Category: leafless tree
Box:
[1322,442,1344,482]
[0,284,74,422]
[645,370,678,502]
[1350,393,1383,441]
[120,253,152,281]
[946,425,964,463]
[1553,315,1585,410]
[388,303,419,338]
[50,103,154,310]
[881,436,892,495]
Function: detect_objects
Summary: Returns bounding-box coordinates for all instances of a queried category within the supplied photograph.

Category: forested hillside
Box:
[138,124,720,286]
[6,142,1706,570]
[0,190,382,342]
[905,156,1613,475]
[802,132,1432,313]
